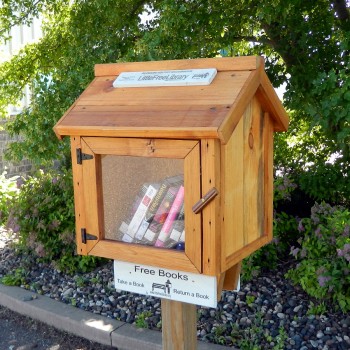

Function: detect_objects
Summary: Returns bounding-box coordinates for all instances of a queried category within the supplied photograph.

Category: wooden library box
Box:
[54,56,289,289]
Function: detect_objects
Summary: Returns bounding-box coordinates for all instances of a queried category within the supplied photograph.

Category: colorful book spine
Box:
[125,184,158,239]
[145,182,169,222]
[135,182,169,241]
[143,186,179,244]
[155,185,184,247]
[165,203,185,247]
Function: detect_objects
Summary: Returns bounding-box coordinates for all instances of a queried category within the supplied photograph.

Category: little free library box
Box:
[54,56,289,295]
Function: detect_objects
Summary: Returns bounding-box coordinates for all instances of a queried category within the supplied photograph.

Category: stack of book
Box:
[117,175,185,250]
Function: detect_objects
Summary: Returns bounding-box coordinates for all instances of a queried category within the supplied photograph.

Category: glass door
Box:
[78,137,202,274]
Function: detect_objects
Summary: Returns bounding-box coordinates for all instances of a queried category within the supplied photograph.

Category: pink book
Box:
[155,185,184,247]
[143,186,179,244]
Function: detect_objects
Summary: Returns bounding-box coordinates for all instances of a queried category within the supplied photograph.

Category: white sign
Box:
[113,68,217,88]
[114,260,217,307]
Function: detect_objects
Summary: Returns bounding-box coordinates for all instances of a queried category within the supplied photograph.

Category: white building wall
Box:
[0,18,42,177]
[1,18,42,113]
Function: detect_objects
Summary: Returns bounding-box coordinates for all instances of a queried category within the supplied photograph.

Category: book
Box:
[123,184,159,241]
[116,174,184,246]
[117,184,147,241]
[155,185,184,247]
[134,181,169,241]
[165,203,185,248]
[143,186,180,245]
[135,175,184,243]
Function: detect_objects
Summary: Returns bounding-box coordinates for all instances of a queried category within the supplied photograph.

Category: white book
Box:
[127,185,158,238]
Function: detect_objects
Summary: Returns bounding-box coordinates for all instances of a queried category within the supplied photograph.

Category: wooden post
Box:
[161,299,197,350]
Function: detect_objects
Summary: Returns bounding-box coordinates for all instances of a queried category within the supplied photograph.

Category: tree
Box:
[0,0,349,202]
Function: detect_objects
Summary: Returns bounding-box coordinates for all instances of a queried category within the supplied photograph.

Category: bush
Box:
[0,171,20,224]
[286,202,350,312]
[6,169,102,274]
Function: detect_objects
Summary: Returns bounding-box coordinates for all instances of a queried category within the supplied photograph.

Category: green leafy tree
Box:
[0,0,349,202]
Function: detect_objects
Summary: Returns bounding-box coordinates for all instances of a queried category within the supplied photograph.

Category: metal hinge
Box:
[81,228,98,244]
[76,148,94,164]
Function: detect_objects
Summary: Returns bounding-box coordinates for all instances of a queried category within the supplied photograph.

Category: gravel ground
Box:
[1,228,350,350]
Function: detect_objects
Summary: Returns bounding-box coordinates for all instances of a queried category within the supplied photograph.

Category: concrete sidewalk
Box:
[0,284,230,350]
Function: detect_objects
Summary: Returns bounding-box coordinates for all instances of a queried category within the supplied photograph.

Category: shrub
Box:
[0,171,20,224]
[6,169,101,274]
[286,202,350,312]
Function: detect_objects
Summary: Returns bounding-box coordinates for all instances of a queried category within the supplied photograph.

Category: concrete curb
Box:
[0,284,229,350]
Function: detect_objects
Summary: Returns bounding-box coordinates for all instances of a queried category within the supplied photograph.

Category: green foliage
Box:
[0,171,20,224]
[205,312,289,348]
[135,310,153,328]
[211,324,227,345]
[6,169,101,274]
[262,327,288,350]
[74,276,88,288]
[229,312,263,349]
[298,161,350,205]
[286,203,350,312]
[307,301,327,316]
[245,295,256,307]
[306,65,350,158]
[1,267,26,286]
[274,116,350,205]
[272,327,288,350]
[273,175,298,203]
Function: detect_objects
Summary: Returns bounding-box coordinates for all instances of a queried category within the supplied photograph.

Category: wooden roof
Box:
[54,56,289,143]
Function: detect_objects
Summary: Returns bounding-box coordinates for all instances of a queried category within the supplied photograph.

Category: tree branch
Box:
[261,22,299,69]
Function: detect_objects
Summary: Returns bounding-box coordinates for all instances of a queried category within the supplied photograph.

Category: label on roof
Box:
[113,68,217,88]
